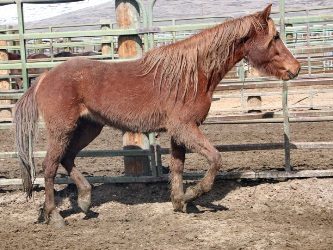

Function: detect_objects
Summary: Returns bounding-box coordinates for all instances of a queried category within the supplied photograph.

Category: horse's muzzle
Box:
[287,67,301,80]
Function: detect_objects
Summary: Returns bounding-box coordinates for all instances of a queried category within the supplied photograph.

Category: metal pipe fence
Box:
[0,0,332,187]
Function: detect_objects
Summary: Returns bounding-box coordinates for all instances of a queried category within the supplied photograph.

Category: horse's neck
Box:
[206,43,246,92]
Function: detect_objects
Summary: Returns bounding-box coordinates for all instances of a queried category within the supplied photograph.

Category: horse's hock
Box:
[0,47,12,120]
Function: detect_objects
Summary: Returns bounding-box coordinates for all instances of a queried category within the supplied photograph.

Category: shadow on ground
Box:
[55,178,280,219]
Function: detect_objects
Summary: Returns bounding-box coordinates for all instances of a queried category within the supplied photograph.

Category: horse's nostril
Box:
[287,70,294,79]
[287,67,300,79]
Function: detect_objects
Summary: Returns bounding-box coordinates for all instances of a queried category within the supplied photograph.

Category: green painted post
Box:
[279,0,286,41]
[148,132,158,177]
[282,81,291,171]
[16,1,28,90]
[100,20,112,57]
[0,35,12,120]
[306,9,311,76]
[280,0,291,171]
[238,61,246,113]
[172,19,176,43]
[147,0,157,49]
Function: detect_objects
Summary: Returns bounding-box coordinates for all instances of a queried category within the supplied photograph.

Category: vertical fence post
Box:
[147,0,156,49]
[238,61,246,113]
[148,133,158,177]
[246,67,262,113]
[116,0,150,176]
[306,9,311,76]
[280,0,291,171]
[100,20,112,57]
[0,35,11,120]
[16,1,28,90]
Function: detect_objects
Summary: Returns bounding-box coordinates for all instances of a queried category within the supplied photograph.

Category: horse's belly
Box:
[85,106,166,133]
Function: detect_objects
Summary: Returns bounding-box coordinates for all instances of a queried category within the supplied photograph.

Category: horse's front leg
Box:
[170,123,222,207]
[169,138,186,212]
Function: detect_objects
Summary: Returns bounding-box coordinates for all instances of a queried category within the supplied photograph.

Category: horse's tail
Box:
[13,83,39,198]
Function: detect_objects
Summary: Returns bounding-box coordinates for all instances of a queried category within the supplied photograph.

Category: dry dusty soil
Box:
[0,122,333,249]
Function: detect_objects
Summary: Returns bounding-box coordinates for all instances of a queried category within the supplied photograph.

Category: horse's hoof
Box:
[78,193,91,213]
[49,210,66,228]
[172,199,187,213]
[184,185,203,202]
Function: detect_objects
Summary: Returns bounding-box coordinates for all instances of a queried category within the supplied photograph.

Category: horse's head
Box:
[243,4,301,80]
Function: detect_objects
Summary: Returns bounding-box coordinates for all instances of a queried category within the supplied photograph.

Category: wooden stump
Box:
[123,132,150,176]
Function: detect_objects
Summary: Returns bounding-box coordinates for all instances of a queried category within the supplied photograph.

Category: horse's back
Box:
[35,57,164,131]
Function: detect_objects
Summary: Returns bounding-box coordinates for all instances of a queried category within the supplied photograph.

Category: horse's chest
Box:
[195,99,211,120]
[181,96,212,123]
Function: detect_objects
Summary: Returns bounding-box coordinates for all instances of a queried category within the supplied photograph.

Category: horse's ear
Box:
[261,4,272,21]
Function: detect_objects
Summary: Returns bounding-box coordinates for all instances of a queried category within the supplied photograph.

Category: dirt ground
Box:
[0,122,333,249]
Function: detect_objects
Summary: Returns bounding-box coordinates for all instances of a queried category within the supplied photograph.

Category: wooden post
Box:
[0,34,12,120]
[116,0,142,58]
[116,0,149,176]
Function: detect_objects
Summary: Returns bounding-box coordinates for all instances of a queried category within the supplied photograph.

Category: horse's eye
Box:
[274,32,280,40]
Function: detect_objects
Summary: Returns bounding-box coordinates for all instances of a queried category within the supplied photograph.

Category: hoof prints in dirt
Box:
[0,178,333,249]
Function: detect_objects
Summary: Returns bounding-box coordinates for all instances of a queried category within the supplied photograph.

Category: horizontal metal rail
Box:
[0,57,138,70]
[205,116,333,124]
[158,142,333,155]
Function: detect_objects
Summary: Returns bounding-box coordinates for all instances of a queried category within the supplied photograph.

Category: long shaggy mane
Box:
[141,12,265,99]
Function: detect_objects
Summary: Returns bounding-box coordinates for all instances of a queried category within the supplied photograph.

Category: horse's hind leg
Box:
[169,123,221,210]
[61,119,103,213]
[169,138,186,212]
[42,131,74,227]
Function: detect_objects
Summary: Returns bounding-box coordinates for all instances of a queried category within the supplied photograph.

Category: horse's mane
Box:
[141,12,265,99]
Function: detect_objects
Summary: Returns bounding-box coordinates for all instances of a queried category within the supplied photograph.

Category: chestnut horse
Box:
[14,5,300,226]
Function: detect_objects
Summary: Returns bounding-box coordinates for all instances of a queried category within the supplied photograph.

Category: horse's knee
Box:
[170,160,184,173]
[209,149,221,167]
[43,158,59,180]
